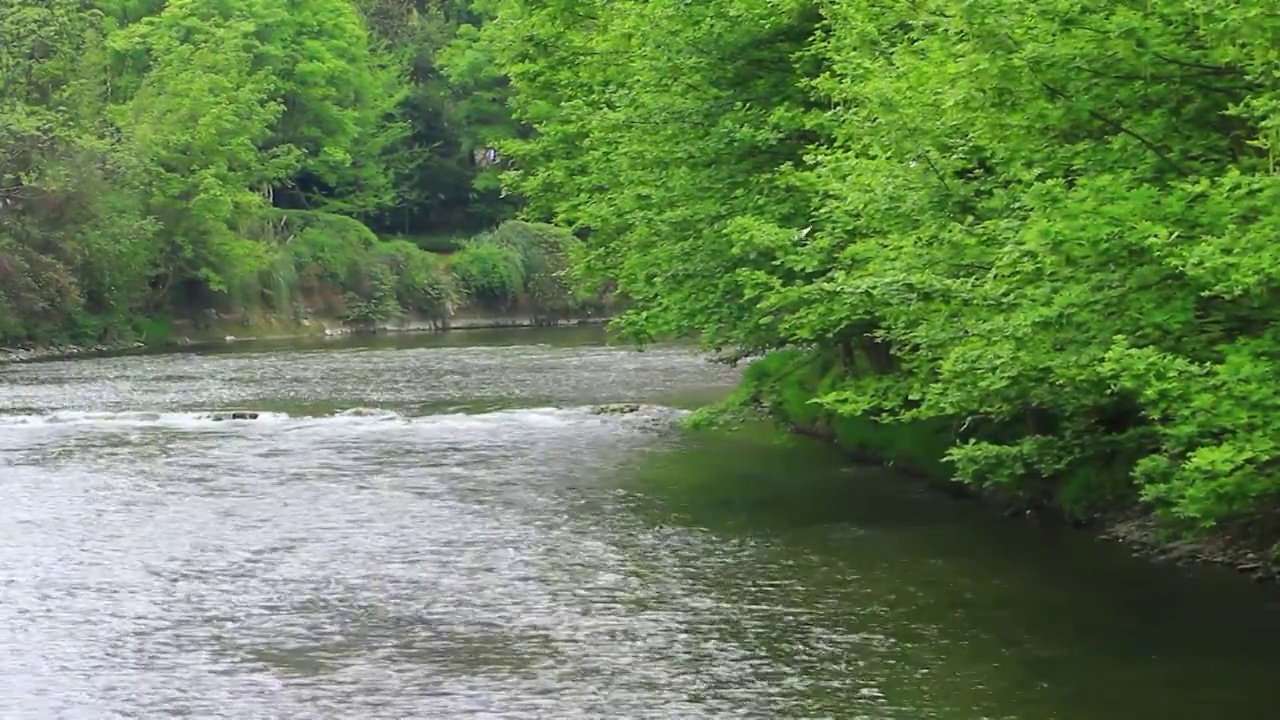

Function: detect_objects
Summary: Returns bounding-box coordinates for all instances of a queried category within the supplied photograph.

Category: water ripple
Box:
[2,331,1278,720]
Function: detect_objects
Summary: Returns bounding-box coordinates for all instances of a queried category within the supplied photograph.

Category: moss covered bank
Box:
[707,350,1280,584]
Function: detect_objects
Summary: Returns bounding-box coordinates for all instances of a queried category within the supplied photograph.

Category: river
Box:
[1,327,1277,719]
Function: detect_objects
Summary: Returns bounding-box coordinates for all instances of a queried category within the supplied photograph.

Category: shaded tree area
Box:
[0,0,526,345]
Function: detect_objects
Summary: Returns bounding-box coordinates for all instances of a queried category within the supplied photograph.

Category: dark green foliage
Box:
[0,0,547,347]
[284,211,379,291]
[356,0,521,236]
[401,233,466,254]
[1,0,159,346]
[479,221,583,312]
[343,263,402,325]
[370,239,457,319]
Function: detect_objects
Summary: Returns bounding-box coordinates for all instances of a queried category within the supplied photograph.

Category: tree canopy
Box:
[471,0,1280,529]
[0,0,524,343]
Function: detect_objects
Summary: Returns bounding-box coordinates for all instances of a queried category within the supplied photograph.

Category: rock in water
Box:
[590,403,642,415]
[210,411,260,421]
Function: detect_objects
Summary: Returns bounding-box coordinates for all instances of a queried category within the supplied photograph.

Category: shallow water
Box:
[1,328,1277,719]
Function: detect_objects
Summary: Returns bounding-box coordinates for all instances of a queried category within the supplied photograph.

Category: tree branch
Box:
[1039,81,1190,176]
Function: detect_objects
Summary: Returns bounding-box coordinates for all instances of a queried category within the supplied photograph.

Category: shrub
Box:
[370,239,458,319]
[282,210,379,290]
[449,241,525,308]
[482,220,583,312]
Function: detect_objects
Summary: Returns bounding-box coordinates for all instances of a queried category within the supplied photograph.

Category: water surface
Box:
[1,328,1277,719]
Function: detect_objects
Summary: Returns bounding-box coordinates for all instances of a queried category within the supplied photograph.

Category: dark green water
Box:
[1,328,1276,718]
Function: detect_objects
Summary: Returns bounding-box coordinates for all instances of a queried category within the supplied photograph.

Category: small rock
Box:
[591,403,642,415]
[210,411,260,421]
[1159,541,1201,563]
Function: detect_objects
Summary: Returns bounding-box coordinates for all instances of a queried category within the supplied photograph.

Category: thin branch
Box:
[1039,81,1190,176]
[1075,65,1256,96]
[1149,51,1243,76]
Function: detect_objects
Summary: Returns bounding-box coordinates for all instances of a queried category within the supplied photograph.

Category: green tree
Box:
[108,0,405,298]
[475,0,1280,529]
[360,0,523,236]
[1,0,158,344]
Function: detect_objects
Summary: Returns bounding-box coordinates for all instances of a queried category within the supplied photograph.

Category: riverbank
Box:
[1,217,607,358]
[730,350,1280,585]
[0,311,610,365]
[0,341,151,365]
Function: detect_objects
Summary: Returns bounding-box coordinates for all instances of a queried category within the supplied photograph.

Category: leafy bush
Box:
[283,210,379,290]
[371,239,458,319]
[449,241,525,308]
[343,263,401,326]
[481,220,584,312]
[280,212,460,323]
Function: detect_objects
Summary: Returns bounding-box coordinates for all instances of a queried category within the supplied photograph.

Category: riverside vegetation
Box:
[0,0,602,352]
[7,0,1280,573]
[462,0,1280,571]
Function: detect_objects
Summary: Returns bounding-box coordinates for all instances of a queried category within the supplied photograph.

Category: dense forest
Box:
[462,0,1280,536]
[6,0,1280,537]
[0,0,595,345]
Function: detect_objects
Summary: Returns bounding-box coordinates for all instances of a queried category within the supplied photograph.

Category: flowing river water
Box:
[2,327,1278,719]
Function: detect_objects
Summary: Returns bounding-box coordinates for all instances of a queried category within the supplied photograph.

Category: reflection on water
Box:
[1,328,1277,719]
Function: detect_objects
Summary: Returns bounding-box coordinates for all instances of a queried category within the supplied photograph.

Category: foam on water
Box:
[0,404,687,434]
[0,410,294,429]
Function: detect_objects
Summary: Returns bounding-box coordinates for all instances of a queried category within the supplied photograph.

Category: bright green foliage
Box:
[109,0,405,293]
[474,0,821,347]
[477,0,1280,528]
[115,0,403,205]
